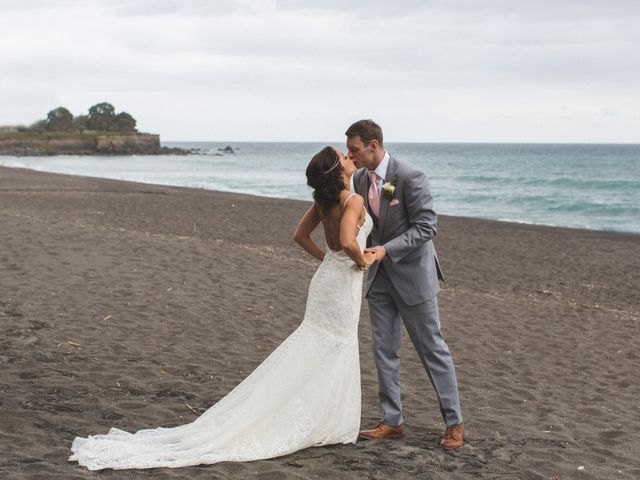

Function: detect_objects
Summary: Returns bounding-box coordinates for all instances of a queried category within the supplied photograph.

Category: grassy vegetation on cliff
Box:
[0,130,151,139]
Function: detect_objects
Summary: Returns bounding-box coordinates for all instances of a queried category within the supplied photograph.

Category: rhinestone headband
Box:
[323,156,340,175]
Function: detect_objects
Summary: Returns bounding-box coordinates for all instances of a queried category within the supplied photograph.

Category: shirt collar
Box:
[373,150,390,181]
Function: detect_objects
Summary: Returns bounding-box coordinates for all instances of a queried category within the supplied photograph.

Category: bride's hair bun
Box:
[306,146,345,216]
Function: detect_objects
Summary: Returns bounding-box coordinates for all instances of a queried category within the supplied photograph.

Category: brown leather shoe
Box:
[359,423,405,440]
[440,424,464,450]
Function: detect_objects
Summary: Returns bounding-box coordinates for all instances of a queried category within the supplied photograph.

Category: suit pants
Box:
[367,264,463,427]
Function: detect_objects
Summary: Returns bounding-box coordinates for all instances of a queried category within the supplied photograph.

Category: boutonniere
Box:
[382,175,398,200]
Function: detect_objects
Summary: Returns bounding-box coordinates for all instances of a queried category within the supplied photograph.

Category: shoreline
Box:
[2,164,639,238]
[1,166,639,479]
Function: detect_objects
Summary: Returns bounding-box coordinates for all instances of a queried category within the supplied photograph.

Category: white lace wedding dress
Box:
[69,210,373,470]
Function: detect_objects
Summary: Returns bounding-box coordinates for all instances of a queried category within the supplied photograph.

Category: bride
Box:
[69,146,374,470]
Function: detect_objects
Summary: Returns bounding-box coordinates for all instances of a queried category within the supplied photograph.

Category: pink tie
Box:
[368,171,380,218]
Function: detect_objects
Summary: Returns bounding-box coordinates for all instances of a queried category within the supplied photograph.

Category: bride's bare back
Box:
[321,191,365,252]
[294,189,371,268]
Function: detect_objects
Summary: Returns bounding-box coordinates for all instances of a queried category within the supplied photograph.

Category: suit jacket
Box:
[354,155,444,306]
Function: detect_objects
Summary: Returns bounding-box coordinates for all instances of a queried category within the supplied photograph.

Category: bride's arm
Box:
[294,203,325,261]
[340,195,374,268]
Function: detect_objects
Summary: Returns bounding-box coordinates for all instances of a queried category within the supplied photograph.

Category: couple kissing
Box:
[69,119,464,471]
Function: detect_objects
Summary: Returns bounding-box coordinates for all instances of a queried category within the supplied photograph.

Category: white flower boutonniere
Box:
[382,175,398,200]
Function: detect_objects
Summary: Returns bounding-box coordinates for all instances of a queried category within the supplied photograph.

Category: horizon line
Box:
[163,140,640,146]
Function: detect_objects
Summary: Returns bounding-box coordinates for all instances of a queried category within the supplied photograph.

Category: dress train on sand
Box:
[69,212,373,470]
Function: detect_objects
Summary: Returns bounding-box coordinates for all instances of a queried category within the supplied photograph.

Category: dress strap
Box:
[342,192,357,209]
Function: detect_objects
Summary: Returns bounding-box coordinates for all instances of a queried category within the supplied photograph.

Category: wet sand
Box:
[1,166,639,479]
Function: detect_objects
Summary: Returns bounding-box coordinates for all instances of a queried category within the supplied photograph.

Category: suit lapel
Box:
[377,156,398,236]
[358,168,378,227]
[360,168,371,213]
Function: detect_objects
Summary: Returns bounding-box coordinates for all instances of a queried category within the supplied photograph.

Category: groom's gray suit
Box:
[354,154,463,427]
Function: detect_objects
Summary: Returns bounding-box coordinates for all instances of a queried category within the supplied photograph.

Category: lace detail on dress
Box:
[69,212,374,471]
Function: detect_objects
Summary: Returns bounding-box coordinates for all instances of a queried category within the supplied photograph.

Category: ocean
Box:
[2,142,639,234]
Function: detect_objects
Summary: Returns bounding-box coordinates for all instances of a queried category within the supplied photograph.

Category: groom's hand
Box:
[364,246,386,263]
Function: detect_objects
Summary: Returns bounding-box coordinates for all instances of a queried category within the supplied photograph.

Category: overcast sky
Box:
[1,0,639,142]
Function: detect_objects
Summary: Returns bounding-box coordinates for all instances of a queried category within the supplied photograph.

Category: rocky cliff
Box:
[0,132,186,156]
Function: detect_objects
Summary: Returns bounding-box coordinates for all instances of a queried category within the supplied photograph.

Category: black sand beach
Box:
[1,166,639,479]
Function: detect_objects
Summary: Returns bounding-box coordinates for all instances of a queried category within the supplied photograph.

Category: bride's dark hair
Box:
[306,146,345,216]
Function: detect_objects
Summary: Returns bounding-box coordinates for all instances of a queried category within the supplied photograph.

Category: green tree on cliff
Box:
[87,102,116,131]
[22,103,140,134]
[45,107,73,131]
[114,112,137,132]
[72,115,88,131]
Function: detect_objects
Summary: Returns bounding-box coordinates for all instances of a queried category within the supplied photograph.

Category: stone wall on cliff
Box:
[0,132,163,156]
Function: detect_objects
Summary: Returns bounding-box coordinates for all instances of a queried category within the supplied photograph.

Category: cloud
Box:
[0,0,638,141]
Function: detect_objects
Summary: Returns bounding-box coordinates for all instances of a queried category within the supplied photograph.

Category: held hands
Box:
[364,246,386,263]
[359,251,377,270]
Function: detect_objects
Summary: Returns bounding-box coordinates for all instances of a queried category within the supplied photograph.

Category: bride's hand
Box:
[360,251,376,270]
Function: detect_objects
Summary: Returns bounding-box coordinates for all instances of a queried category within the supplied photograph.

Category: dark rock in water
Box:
[218,145,235,154]
[159,146,192,155]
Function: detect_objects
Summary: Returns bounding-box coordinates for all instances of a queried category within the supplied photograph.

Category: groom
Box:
[347,120,464,449]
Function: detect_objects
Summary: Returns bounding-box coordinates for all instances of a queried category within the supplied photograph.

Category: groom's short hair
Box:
[345,119,383,147]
